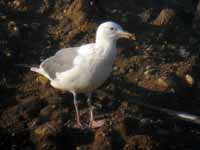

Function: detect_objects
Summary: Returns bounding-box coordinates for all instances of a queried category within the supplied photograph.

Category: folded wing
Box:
[41,47,79,79]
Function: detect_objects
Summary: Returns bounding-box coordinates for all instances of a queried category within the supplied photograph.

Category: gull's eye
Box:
[110,27,114,31]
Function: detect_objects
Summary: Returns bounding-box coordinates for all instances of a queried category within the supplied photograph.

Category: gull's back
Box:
[31,43,95,80]
[40,47,79,79]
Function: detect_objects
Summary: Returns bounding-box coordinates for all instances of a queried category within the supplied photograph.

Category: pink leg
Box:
[87,93,105,128]
[71,91,83,129]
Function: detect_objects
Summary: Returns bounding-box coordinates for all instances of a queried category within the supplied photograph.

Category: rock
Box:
[166,73,195,100]
[178,46,190,58]
[8,21,20,37]
[36,0,53,15]
[32,120,63,149]
[157,78,169,88]
[19,96,45,119]
[193,0,200,32]
[33,123,55,137]
[195,0,200,17]
[0,12,6,20]
[35,76,49,85]
[144,67,158,76]
[64,0,91,25]
[152,9,175,26]
[31,22,41,31]
[124,135,158,150]
[185,74,194,86]
[92,131,111,150]
[13,0,21,8]
[138,9,153,23]
[39,106,53,123]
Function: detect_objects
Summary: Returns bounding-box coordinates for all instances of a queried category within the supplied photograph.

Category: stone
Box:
[152,9,175,26]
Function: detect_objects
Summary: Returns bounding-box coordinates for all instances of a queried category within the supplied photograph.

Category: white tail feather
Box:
[30,67,51,80]
[30,67,40,72]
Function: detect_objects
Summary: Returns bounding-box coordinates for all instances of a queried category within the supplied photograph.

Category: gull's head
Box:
[96,21,136,43]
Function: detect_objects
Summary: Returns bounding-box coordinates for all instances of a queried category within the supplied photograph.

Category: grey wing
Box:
[41,47,79,79]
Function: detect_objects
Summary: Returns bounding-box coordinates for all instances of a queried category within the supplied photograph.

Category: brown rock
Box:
[124,135,159,150]
[153,9,175,26]
[92,131,111,150]
[64,0,90,25]
[185,74,194,86]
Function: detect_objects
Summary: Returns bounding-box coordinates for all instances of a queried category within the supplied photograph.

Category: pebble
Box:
[36,76,49,85]
[13,0,21,7]
[8,21,18,31]
[0,12,6,20]
[138,9,152,23]
[8,21,20,37]
[113,66,118,71]
[185,74,194,86]
[128,68,133,73]
[144,70,150,75]
[31,22,40,30]
[144,68,158,76]
[152,9,175,26]
[156,128,170,136]
[157,78,169,88]
[4,50,13,57]
[179,46,190,58]
[140,118,152,126]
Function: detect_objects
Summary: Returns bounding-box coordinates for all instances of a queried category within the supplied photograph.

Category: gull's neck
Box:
[95,36,117,51]
[95,35,117,65]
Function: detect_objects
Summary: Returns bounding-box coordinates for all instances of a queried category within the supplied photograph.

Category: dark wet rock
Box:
[0,12,7,20]
[124,117,140,135]
[30,22,41,31]
[18,97,46,119]
[193,1,200,35]
[196,0,200,17]
[166,73,196,101]
[178,46,190,58]
[39,106,53,122]
[138,9,154,23]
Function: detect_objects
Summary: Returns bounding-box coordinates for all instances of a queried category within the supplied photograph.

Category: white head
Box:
[95,21,136,44]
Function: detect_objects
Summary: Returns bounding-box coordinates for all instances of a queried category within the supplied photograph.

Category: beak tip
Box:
[119,31,136,40]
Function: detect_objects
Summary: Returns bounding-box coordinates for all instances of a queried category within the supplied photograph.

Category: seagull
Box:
[30,21,136,129]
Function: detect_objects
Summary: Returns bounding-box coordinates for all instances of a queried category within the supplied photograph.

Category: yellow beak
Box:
[118,31,136,40]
